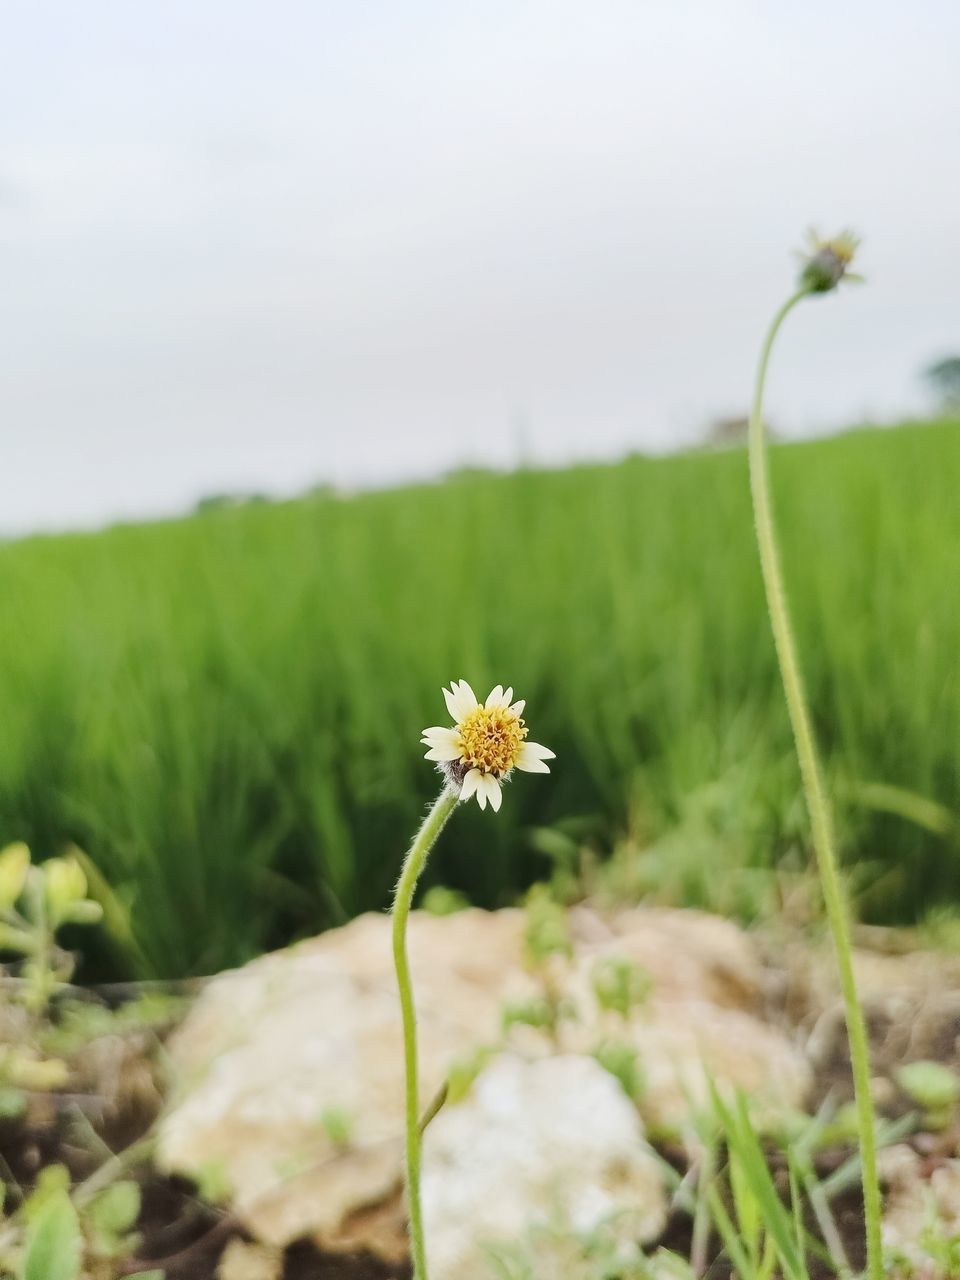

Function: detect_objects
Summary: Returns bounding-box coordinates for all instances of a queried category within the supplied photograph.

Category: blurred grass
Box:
[0,419,957,977]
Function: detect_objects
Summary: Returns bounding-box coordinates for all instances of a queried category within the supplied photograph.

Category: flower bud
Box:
[43,856,89,924]
[798,230,860,293]
[0,842,30,908]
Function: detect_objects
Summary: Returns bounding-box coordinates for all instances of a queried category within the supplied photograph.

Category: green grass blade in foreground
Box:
[710,1085,807,1280]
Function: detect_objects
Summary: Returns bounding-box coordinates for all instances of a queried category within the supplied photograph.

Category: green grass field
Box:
[1,419,958,978]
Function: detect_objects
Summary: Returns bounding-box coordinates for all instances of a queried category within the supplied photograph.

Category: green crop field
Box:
[1,419,957,978]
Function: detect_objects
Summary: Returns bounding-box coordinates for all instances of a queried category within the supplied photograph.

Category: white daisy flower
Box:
[421,680,555,812]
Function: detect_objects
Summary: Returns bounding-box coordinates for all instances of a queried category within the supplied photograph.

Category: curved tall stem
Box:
[748,290,883,1280]
[392,785,459,1280]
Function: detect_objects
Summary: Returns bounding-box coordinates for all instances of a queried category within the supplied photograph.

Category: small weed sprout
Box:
[895,1061,960,1132]
[393,681,554,1280]
[318,1105,355,1149]
[502,885,577,1046]
[591,954,652,1021]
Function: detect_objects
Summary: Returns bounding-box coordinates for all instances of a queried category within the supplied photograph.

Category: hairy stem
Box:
[748,289,883,1280]
[392,784,459,1280]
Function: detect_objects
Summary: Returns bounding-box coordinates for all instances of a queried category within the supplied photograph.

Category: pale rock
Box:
[217,1239,283,1280]
[422,1054,667,1279]
[568,904,765,1010]
[880,1144,960,1276]
[158,908,535,1256]
[796,942,960,1069]
[157,905,810,1258]
[558,907,810,1128]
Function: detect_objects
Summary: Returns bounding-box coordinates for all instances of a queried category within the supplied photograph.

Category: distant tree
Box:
[924,355,960,410]
[704,414,779,449]
[194,492,271,513]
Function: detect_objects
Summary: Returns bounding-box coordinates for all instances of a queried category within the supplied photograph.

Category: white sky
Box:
[1,1,958,533]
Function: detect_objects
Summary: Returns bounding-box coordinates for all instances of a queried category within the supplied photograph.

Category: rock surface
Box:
[422,1054,667,1279]
[157,905,811,1258]
[880,1144,960,1277]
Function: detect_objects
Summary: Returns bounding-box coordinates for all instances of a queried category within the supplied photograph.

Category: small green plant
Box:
[498,885,578,1047]
[591,955,651,1020]
[522,883,573,966]
[483,1208,696,1280]
[317,1105,354,1149]
[0,1162,155,1280]
[394,680,554,1280]
[0,844,103,1015]
[500,993,577,1041]
[895,1060,960,1131]
[19,1186,82,1280]
[82,1180,142,1263]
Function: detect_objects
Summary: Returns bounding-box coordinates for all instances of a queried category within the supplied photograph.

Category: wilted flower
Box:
[421,679,555,811]
[798,229,861,293]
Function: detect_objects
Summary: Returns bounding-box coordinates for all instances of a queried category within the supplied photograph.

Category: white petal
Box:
[484,684,505,709]
[521,741,555,760]
[516,742,554,773]
[421,725,459,744]
[509,699,526,717]
[424,745,461,761]
[421,726,457,743]
[480,774,503,812]
[460,769,483,802]
[444,680,479,721]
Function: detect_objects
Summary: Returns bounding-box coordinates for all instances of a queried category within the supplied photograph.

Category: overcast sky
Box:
[2,1,958,533]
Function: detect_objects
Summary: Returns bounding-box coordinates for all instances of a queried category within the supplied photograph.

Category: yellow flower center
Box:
[457,706,528,776]
[822,235,857,266]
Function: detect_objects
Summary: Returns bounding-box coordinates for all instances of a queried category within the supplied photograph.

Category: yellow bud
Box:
[0,842,30,908]
[43,857,88,922]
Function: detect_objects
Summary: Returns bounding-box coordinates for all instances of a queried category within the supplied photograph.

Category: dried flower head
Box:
[421,680,555,811]
[798,229,862,293]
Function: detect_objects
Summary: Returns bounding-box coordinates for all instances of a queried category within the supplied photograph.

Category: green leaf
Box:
[18,1164,71,1225]
[194,1158,232,1205]
[420,885,470,916]
[0,923,33,953]
[21,1189,82,1280]
[87,1179,141,1236]
[896,1060,960,1111]
[62,899,104,926]
[317,1107,353,1148]
[592,1039,645,1103]
[42,858,88,925]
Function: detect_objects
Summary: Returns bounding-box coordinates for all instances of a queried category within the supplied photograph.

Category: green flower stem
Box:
[748,289,883,1280]
[392,783,459,1280]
